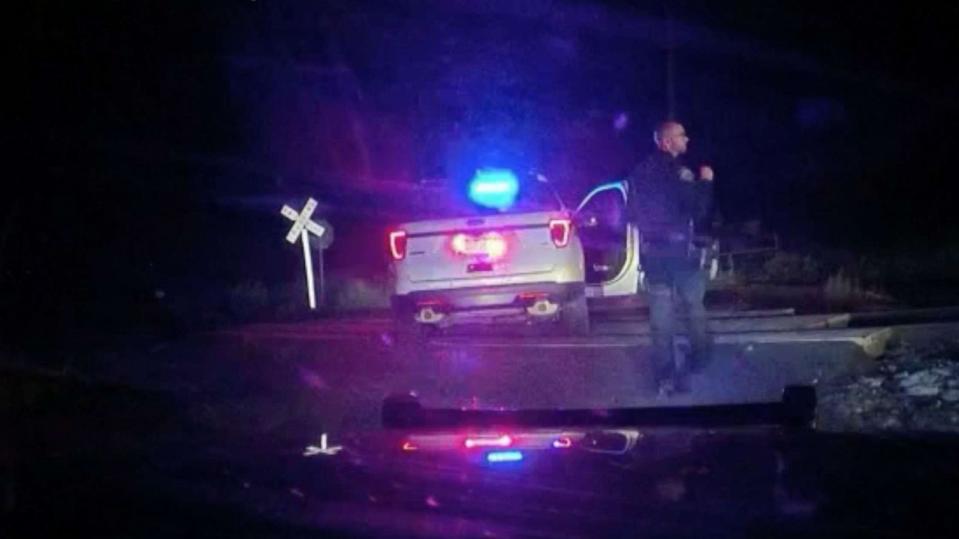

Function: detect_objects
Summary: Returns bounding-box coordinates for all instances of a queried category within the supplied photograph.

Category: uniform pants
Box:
[645,266,709,383]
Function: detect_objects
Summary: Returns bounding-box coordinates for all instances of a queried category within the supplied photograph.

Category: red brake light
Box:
[549,219,572,247]
[389,230,407,260]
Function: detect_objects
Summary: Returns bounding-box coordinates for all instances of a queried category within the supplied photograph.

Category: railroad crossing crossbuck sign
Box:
[281,197,334,309]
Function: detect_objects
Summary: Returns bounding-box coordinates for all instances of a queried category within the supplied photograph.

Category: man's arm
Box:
[625,161,647,223]
[694,180,713,224]
[692,166,714,230]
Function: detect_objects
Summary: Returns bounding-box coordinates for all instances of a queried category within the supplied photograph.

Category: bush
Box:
[824,269,890,305]
[329,276,391,311]
[227,279,269,320]
[824,270,860,302]
[759,252,823,285]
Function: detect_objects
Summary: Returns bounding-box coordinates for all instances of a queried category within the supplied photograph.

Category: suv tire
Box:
[561,293,590,336]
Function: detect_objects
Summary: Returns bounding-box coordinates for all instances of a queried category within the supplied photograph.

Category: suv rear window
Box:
[415,180,563,219]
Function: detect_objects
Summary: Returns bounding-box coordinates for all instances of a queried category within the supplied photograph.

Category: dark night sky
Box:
[7,0,959,339]
[18,2,959,229]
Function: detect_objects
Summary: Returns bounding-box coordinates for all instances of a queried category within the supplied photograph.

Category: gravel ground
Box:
[818,338,959,432]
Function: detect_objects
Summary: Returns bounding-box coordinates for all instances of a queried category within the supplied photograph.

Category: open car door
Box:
[576,181,643,298]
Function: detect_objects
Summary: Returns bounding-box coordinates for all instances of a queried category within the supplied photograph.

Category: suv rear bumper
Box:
[392,282,585,313]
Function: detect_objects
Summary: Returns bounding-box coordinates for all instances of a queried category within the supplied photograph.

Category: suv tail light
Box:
[548,219,572,247]
[389,230,407,260]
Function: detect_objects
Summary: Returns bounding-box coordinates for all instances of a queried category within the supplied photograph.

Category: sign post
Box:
[317,244,326,307]
[300,229,316,309]
[281,198,333,310]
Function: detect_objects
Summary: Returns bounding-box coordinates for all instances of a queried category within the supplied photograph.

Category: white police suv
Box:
[388,170,642,338]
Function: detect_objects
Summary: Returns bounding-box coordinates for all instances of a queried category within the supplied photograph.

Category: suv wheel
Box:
[561,293,590,336]
[393,308,432,346]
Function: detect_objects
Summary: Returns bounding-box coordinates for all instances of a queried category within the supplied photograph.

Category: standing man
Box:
[628,121,714,394]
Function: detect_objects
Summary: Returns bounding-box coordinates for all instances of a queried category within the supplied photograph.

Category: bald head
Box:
[653,121,689,157]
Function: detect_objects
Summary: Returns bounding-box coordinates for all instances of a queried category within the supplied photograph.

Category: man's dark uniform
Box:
[628,151,713,390]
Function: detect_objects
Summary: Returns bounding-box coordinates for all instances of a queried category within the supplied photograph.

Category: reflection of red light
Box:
[451,233,469,254]
[450,232,507,260]
[518,292,548,302]
[484,232,507,259]
[552,436,572,449]
[401,440,418,451]
[464,435,512,449]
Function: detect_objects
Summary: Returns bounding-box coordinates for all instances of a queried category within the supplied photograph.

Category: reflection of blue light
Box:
[576,180,627,212]
[469,169,519,210]
[486,450,523,463]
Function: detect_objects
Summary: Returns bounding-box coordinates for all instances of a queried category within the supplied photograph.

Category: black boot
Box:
[672,342,692,393]
[690,337,712,373]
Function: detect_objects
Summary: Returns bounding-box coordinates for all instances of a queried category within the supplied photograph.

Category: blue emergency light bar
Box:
[486,450,524,463]
[468,168,519,210]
